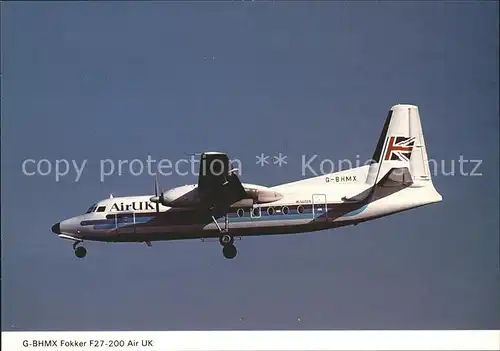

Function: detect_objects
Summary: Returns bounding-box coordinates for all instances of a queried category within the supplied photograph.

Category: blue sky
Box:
[2,2,499,330]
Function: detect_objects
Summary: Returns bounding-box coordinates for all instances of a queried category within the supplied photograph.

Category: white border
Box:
[2,330,500,350]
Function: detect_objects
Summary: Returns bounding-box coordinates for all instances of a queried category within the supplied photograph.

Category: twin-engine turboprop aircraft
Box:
[52,104,442,259]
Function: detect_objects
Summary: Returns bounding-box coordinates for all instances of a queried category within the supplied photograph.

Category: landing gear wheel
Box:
[222,244,237,259]
[219,233,234,246]
[74,246,87,258]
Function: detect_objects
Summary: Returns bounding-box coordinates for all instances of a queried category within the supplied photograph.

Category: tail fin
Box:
[366,104,433,188]
[342,104,441,203]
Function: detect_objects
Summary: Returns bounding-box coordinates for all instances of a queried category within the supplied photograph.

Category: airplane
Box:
[51,104,442,259]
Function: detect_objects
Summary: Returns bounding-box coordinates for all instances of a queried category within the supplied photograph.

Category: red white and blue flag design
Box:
[384,136,416,161]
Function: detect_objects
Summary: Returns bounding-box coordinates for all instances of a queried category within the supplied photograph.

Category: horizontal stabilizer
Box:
[341,186,372,203]
[378,167,413,187]
[341,167,413,202]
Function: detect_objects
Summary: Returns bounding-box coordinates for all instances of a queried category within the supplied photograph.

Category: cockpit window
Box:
[85,204,97,213]
[96,206,106,212]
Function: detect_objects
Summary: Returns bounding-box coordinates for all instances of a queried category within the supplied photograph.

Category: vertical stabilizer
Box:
[366,104,434,187]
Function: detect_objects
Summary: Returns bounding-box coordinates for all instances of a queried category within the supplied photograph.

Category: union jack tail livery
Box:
[384,136,415,161]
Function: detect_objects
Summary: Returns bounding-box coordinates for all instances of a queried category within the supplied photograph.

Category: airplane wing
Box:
[197,152,247,214]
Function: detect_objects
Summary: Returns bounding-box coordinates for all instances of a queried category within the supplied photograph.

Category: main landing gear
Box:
[212,214,237,259]
[73,241,87,259]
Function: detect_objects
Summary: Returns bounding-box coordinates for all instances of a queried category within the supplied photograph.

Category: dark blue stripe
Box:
[84,205,367,229]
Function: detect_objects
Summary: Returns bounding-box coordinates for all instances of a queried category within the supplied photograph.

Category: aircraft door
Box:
[312,194,327,221]
[115,212,136,235]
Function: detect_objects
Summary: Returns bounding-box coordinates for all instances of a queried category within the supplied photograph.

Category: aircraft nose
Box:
[51,222,61,234]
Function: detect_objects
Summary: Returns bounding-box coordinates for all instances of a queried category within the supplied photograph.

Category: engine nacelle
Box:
[160,185,200,207]
[155,183,283,208]
[243,186,283,204]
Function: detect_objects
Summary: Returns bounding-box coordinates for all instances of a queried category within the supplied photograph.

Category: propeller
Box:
[149,175,162,213]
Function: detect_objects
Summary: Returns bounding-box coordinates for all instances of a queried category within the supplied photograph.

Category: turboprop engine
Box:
[150,183,283,208]
[242,186,283,204]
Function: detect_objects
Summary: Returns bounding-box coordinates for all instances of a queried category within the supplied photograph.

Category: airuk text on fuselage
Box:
[110,201,158,212]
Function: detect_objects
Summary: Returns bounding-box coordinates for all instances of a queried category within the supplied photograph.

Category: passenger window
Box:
[97,206,106,212]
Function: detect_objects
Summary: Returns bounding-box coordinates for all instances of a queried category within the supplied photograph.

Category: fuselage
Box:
[52,166,442,243]
[51,104,443,260]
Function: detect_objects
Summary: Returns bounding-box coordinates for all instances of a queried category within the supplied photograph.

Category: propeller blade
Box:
[154,175,159,196]
[154,175,161,213]
[150,177,159,201]
[149,174,166,214]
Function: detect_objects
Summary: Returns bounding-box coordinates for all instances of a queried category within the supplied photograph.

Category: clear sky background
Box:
[2,2,499,330]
